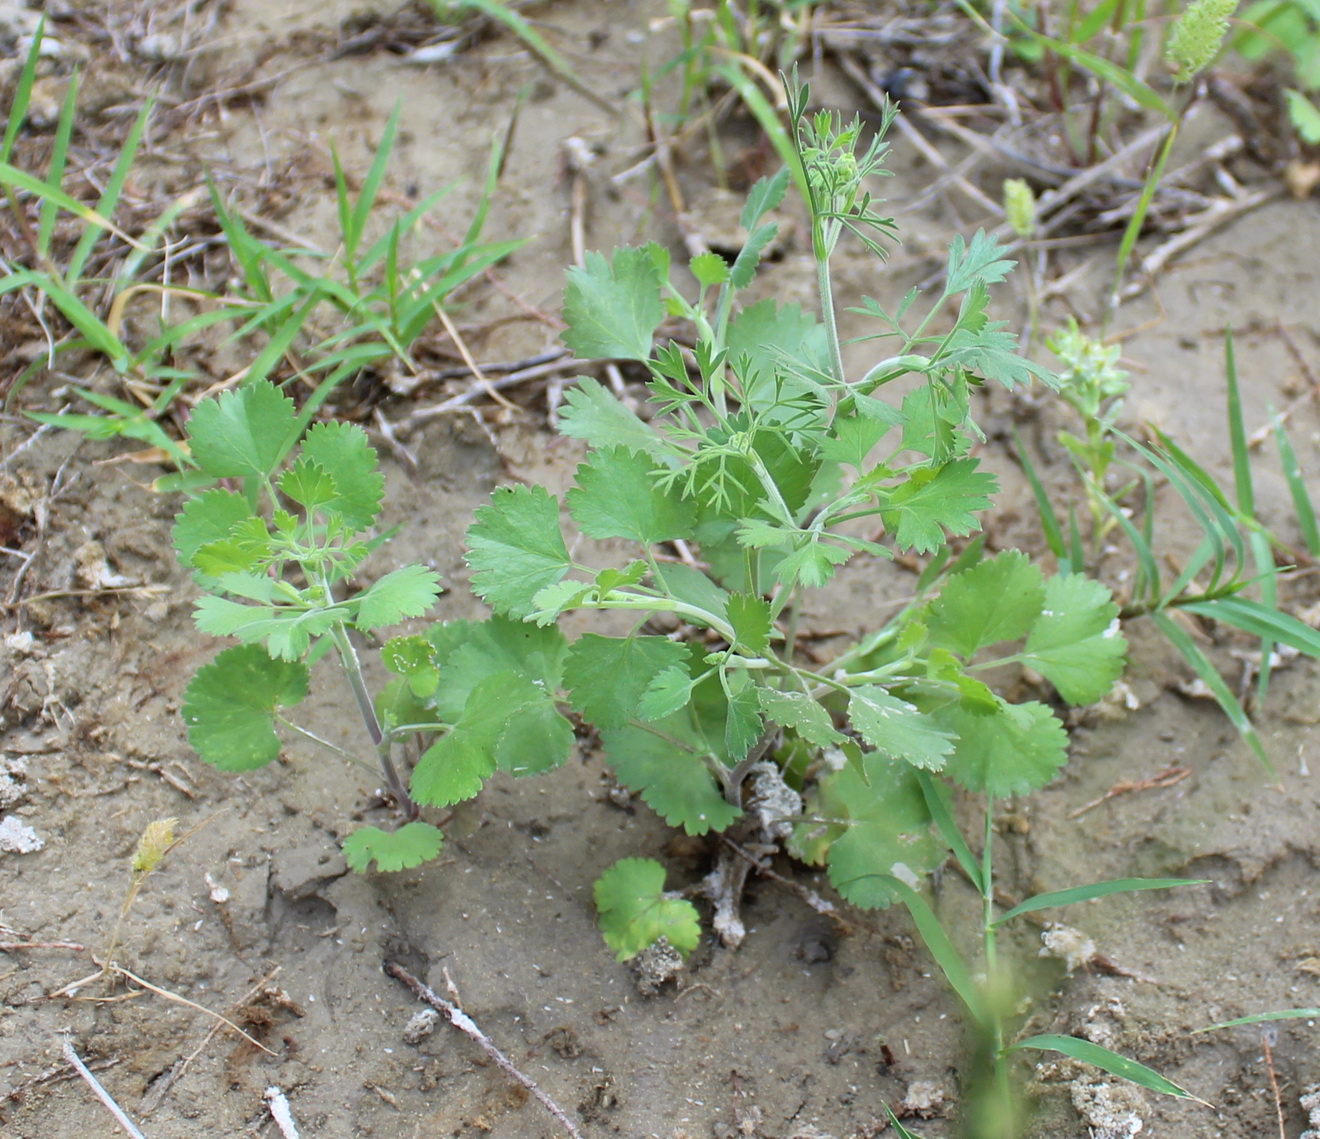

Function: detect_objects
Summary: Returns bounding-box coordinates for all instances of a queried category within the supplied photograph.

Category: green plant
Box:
[1234,0,1320,142]
[1020,328,1320,769]
[1,24,518,454]
[394,74,1197,1126]
[172,381,447,871]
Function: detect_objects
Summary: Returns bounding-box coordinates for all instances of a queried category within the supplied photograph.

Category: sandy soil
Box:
[5,3,1320,1137]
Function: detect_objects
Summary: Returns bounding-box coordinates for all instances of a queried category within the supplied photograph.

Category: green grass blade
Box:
[717,62,806,206]
[0,269,126,363]
[915,770,982,893]
[1223,328,1254,518]
[881,876,985,1026]
[2,19,43,163]
[1246,530,1278,704]
[348,101,400,261]
[1010,1035,1200,1101]
[0,160,143,248]
[118,189,206,286]
[1013,429,1065,561]
[1095,477,1160,608]
[1198,1009,1320,1032]
[1273,413,1320,557]
[38,71,80,259]
[67,98,153,284]
[207,180,276,303]
[440,0,614,113]
[884,1106,926,1139]
[1112,126,1176,301]
[358,187,453,273]
[1180,596,1320,659]
[1151,610,1272,772]
[243,294,318,387]
[992,878,1205,928]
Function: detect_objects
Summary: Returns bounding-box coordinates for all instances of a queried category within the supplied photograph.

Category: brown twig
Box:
[1068,765,1192,819]
[384,960,584,1139]
[1262,1028,1287,1139]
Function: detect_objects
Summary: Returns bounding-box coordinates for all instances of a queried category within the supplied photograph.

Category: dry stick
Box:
[432,301,520,413]
[400,356,580,429]
[1261,1028,1287,1139]
[0,938,85,951]
[1067,765,1192,819]
[61,1036,150,1139]
[140,967,283,1115]
[112,965,276,1055]
[1247,319,1320,449]
[1118,185,1282,301]
[384,960,584,1139]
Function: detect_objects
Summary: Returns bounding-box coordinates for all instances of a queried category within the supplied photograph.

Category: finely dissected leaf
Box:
[279,456,338,512]
[848,686,956,769]
[300,421,385,530]
[181,645,308,771]
[342,821,444,873]
[726,298,829,402]
[354,565,442,630]
[993,878,1206,928]
[926,551,1045,656]
[1010,1035,1197,1100]
[757,688,844,746]
[945,229,1016,295]
[567,447,697,543]
[594,858,701,961]
[187,381,301,479]
[427,615,568,721]
[942,324,1057,390]
[565,634,691,730]
[173,489,257,564]
[726,593,772,654]
[556,378,673,462]
[602,719,741,835]
[881,459,997,554]
[791,747,943,909]
[381,635,440,697]
[1021,574,1126,705]
[939,699,1068,796]
[561,245,665,362]
[465,485,572,619]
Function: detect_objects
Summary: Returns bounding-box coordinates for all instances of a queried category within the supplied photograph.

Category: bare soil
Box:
[5,3,1320,1138]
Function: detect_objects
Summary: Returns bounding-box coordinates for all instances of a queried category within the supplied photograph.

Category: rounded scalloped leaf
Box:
[181,645,308,771]
[186,381,300,479]
[342,821,444,873]
[594,857,701,962]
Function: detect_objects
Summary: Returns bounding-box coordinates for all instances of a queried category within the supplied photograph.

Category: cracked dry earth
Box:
[6,1,1320,1137]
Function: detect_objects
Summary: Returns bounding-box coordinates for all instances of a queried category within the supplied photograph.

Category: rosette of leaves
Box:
[174,381,445,872]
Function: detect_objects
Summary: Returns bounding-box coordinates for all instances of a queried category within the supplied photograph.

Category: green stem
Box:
[329,622,418,818]
[816,239,847,387]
